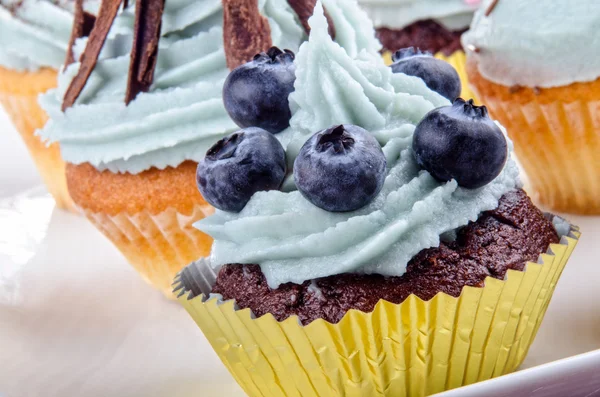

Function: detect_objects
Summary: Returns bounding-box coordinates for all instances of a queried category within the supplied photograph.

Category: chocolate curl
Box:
[64,0,97,67]
[125,0,165,104]
[485,0,499,16]
[287,0,336,39]
[62,0,124,111]
[222,0,273,70]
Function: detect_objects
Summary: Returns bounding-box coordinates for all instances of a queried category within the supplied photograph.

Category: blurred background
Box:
[0,108,41,197]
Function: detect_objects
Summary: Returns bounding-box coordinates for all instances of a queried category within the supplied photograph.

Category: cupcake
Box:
[358,0,480,99]
[0,0,97,211]
[463,0,600,214]
[174,4,579,396]
[38,0,381,296]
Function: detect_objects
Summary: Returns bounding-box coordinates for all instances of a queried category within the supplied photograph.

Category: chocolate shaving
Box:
[64,0,97,67]
[62,0,124,111]
[125,0,165,104]
[123,0,129,9]
[533,86,541,95]
[287,0,336,39]
[222,0,273,70]
[485,0,499,17]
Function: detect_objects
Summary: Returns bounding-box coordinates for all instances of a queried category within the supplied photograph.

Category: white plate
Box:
[1,108,599,397]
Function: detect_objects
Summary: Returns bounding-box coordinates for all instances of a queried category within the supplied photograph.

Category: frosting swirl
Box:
[39,0,379,174]
[462,0,600,88]
[196,4,520,288]
[0,0,99,71]
[358,0,480,30]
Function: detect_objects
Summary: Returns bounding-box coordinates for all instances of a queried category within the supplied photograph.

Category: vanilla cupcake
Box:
[359,0,480,99]
[464,0,600,214]
[175,4,579,396]
[38,0,381,296]
[0,0,98,211]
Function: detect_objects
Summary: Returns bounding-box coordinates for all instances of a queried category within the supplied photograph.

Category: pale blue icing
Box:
[321,0,382,59]
[0,0,80,71]
[195,4,521,288]
[463,0,600,88]
[39,0,376,174]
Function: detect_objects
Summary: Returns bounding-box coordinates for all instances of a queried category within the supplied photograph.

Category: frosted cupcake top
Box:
[38,0,380,175]
[195,4,520,289]
[358,0,480,30]
[462,0,600,88]
[0,0,99,71]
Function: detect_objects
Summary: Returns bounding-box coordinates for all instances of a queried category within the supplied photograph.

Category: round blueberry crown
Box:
[413,98,508,189]
[390,46,462,101]
[294,125,387,212]
[316,124,355,154]
[200,49,509,214]
[223,46,297,135]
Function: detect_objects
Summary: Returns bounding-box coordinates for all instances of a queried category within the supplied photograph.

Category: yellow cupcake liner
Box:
[84,203,214,297]
[383,50,478,102]
[0,66,76,212]
[470,89,600,214]
[175,220,579,396]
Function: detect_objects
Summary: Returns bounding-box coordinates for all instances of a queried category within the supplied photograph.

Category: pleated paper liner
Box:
[84,203,214,297]
[0,66,76,212]
[382,50,478,102]
[174,218,579,397]
[467,62,600,214]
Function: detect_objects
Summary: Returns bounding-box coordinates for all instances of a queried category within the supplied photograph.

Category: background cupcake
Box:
[0,0,98,211]
[464,0,600,214]
[176,4,579,396]
[38,0,381,297]
[358,0,480,99]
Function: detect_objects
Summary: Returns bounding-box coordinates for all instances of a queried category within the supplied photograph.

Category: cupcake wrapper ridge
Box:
[85,203,214,297]
[174,218,579,397]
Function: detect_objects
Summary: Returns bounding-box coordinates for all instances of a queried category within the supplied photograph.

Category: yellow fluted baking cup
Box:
[383,50,478,102]
[0,66,76,212]
[175,221,579,397]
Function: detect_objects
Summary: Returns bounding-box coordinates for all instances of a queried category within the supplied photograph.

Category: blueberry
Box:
[390,47,461,101]
[413,98,508,189]
[223,47,296,134]
[197,128,287,212]
[294,125,387,212]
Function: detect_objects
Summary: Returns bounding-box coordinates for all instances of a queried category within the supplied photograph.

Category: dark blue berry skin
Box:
[294,125,387,212]
[223,47,296,134]
[413,98,508,189]
[197,128,287,212]
[391,47,461,101]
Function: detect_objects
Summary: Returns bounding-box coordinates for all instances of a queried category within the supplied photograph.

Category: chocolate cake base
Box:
[213,190,559,325]
[377,19,466,56]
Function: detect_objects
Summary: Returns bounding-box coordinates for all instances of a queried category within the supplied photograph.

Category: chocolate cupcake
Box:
[175,4,579,396]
